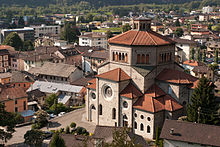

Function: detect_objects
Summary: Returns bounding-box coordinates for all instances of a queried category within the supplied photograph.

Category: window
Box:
[168,86,172,95]
[15,99,17,104]
[99,104,102,115]
[140,115,144,119]
[15,107,18,112]
[112,52,115,61]
[123,101,128,108]
[24,84,26,87]
[137,54,141,64]
[147,125,150,133]
[112,108,116,119]
[134,113,137,117]
[142,54,145,64]
[23,101,26,110]
[140,123,144,131]
[147,117,151,121]
[119,53,121,61]
[134,121,137,129]
[125,53,128,63]
[146,54,149,64]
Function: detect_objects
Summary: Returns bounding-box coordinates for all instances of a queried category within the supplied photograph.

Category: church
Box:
[85,18,198,139]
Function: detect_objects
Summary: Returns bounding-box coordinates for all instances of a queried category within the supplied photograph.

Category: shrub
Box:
[59,128,64,133]
[65,126,70,134]
[70,122,76,128]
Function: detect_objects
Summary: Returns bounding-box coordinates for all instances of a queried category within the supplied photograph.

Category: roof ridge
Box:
[151,97,155,112]
[118,68,121,81]
[145,31,157,45]
[130,31,140,45]
[170,99,173,111]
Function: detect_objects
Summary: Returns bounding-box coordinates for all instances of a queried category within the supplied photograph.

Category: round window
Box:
[140,115,144,119]
[134,113,137,117]
[147,117,151,121]
[123,101,128,108]
[103,86,113,98]
[91,92,96,99]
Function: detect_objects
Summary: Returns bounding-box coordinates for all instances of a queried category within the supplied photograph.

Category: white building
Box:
[202,6,213,14]
[30,24,61,38]
[79,32,108,49]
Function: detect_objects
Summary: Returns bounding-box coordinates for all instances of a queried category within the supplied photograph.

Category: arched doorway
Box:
[123,114,128,127]
[90,105,96,122]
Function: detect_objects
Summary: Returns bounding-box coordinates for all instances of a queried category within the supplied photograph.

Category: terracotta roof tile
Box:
[133,85,182,113]
[120,83,143,99]
[0,86,27,101]
[108,30,175,46]
[183,60,199,66]
[145,84,166,97]
[86,83,96,90]
[156,69,197,84]
[96,68,131,82]
[88,78,96,84]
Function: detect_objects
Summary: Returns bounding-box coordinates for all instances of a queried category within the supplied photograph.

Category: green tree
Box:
[60,22,80,43]
[214,49,218,64]
[212,24,220,32]
[85,13,93,23]
[175,28,183,37]
[49,133,66,147]
[122,24,131,33]
[23,40,34,51]
[106,30,113,39]
[50,103,67,115]
[187,77,219,125]
[190,48,195,60]
[24,129,44,147]
[33,110,49,129]
[46,94,58,108]
[175,19,180,27]
[18,16,25,28]
[202,49,206,62]
[65,126,70,134]
[196,48,200,61]
[2,32,23,51]
[70,122,76,128]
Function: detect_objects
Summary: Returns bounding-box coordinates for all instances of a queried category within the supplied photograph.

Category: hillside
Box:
[0,0,201,7]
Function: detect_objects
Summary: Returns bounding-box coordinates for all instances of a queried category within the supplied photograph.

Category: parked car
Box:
[58,112,65,116]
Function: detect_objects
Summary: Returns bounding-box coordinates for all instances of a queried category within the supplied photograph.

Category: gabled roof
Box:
[145,84,166,98]
[133,85,182,113]
[86,83,96,90]
[120,83,143,99]
[160,119,220,147]
[156,68,197,84]
[96,68,131,82]
[0,86,27,101]
[108,30,175,46]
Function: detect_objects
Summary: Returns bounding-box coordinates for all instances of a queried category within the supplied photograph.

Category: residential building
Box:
[0,49,10,72]
[30,24,61,38]
[206,41,220,58]
[160,119,220,147]
[79,32,108,49]
[192,64,214,81]
[86,18,197,140]
[0,72,11,84]
[27,81,83,106]
[28,62,83,84]
[173,38,197,62]
[202,6,213,14]
[191,24,208,30]
[0,28,35,43]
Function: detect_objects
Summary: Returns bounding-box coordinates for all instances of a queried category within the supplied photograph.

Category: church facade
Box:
[86,18,198,139]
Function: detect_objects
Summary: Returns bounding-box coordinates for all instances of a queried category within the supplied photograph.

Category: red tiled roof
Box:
[120,83,143,99]
[0,86,27,101]
[156,69,197,84]
[86,83,96,89]
[108,30,175,46]
[145,84,166,98]
[183,60,199,67]
[96,68,131,82]
[133,84,182,113]
[88,78,96,84]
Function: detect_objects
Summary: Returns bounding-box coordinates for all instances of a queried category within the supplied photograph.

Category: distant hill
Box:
[0,0,201,7]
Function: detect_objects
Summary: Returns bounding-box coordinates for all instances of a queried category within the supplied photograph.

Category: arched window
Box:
[112,52,115,61]
[99,104,102,115]
[115,53,118,62]
[112,108,116,119]
[146,54,149,64]
[119,53,121,61]
[147,125,150,133]
[142,54,145,64]
[134,121,137,129]
[122,53,125,61]
[140,123,144,131]
[137,54,141,64]
[125,53,128,63]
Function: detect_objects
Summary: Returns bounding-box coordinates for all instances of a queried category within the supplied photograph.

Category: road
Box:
[6,108,96,146]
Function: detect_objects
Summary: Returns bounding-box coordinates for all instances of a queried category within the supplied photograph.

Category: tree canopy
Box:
[49,133,66,147]
[60,22,80,43]
[2,32,23,51]
[24,129,44,147]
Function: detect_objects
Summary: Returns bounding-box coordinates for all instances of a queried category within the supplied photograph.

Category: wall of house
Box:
[4,97,27,113]
[0,77,11,84]
[133,109,155,139]
[69,68,83,83]
[120,97,133,127]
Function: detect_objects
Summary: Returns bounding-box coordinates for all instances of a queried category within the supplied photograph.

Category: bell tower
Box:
[132,17,151,31]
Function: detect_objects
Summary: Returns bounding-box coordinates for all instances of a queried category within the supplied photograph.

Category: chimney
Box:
[170,128,174,135]
[132,17,151,31]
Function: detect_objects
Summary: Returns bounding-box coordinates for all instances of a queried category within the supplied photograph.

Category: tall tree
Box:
[0,103,20,144]
[175,28,183,37]
[23,40,34,51]
[60,22,80,43]
[18,16,25,28]
[106,30,113,39]
[175,19,180,27]
[24,129,44,147]
[45,94,58,108]
[202,49,206,62]
[190,48,195,60]
[187,77,219,125]
[214,49,218,64]
[196,48,200,61]
[2,32,23,51]
[49,133,66,147]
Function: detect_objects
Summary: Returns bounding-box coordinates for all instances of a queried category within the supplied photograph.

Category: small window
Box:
[134,113,137,117]
[112,108,116,119]
[15,99,17,104]
[168,86,172,95]
[147,117,151,121]
[15,107,18,112]
[123,101,128,108]
[140,123,144,131]
[140,115,144,119]
[23,101,26,110]
[147,125,150,133]
[24,84,26,87]
[99,104,102,115]
[134,121,137,129]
